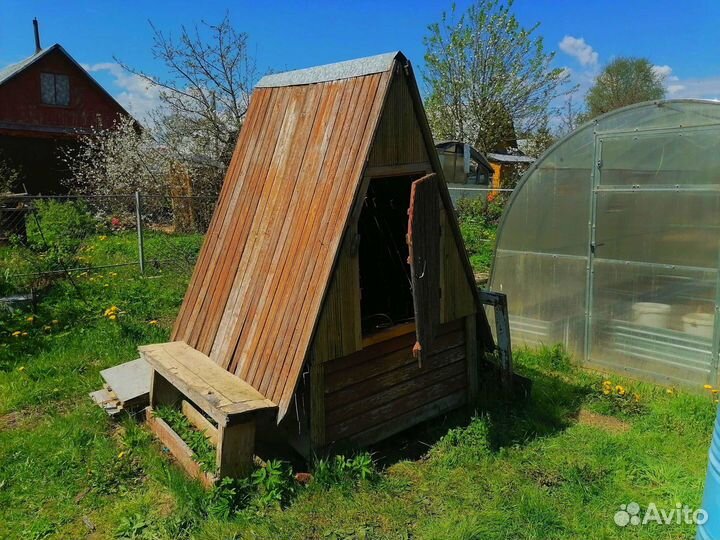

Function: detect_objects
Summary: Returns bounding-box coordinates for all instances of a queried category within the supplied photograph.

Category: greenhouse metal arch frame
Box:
[490,99,720,389]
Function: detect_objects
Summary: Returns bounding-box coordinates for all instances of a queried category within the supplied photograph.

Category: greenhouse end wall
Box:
[490,100,720,389]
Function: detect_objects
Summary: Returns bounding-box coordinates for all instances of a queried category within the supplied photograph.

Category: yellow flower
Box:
[117,451,126,459]
[633,393,640,402]
[26,316,35,323]
[715,399,719,404]
[108,314,117,321]
[109,272,117,277]
[43,325,52,332]
[11,331,21,337]
[17,366,25,372]
[602,389,611,395]
[666,388,674,395]
[149,320,158,326]
[705,385,713,390]
[99,235,107,241]
[615,385,625,396]
[603,380,612,386]
[713,390,719,395]
[103,284,109,288]
[21,332,28,337]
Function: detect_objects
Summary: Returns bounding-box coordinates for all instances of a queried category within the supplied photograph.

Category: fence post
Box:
[135,191,145,274]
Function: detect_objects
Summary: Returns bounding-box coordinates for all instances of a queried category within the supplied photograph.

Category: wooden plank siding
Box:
[172,66,392,418]
[322,320,467,444]
[367,69,429,168]
[440,208,476,323]
[170,50,491,434]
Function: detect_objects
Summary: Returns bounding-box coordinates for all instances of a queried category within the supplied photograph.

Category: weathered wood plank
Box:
[140,341,276,425]
[181,400,218,447]
[146,408,215,488]
[217,420,255,479]
[324,329,464,392]
[326,372,467,440]
[326,353,466,425]
[345,392,466,448]
[465,314,479,409]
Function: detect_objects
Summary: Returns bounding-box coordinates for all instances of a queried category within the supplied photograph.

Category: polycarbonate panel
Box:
[595,190,720,269]
[600,128,720,186]
[596,101,720,134]
[493,249,586,358]
[499,125,593,256]
[439,150,464,184]
[588,259,716,387]
[491,101,720,390]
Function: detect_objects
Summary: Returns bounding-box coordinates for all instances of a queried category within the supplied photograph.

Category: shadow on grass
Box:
[369,348,593,467]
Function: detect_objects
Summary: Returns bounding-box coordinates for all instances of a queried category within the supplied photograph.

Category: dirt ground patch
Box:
[577,409,630,434]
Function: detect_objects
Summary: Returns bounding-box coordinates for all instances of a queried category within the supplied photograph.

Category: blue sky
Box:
[2,0,719,122]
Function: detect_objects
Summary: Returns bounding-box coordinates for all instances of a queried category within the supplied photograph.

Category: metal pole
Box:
[135,191,145,274]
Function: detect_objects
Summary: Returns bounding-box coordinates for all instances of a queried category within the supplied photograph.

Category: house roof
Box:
[0,44,133,120]
[172,51,489,420]
[487,152,535,164]
[435,140,493,173]
[256,51,400,88]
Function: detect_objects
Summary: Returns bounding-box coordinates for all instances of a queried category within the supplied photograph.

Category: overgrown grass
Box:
[0,234,715,539]
[455,196,505,275]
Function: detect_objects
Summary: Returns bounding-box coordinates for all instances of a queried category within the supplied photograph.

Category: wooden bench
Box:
[139,341,277,485]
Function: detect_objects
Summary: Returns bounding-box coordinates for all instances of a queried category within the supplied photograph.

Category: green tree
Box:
[585,57,665,118]
[423,0,571,153]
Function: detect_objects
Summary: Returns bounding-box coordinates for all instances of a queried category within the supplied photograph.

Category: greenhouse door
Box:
[586,126,720,387]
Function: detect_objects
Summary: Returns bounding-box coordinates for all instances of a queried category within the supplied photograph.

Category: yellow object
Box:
[108,315,117,321]
[705,385,713,390]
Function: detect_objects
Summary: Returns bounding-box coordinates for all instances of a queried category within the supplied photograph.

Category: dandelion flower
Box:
[21,332,28,337]
[149,320,158,326]
[666,388,674,394]
[705,385,713,390]
[99,235,107,241]
[108,314,117,321]
[117,451,126,459]
[603,380,612,386]
[713,390,719,395]
[11,331,21,337]
[17,366,25,372]
[602,389,611,395]
[615,385,625,396]
[26,315,35,323]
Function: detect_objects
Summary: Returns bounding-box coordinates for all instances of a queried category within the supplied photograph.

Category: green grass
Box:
[0,235,716,539]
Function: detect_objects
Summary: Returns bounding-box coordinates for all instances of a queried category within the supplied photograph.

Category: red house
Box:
[0,20,133,194]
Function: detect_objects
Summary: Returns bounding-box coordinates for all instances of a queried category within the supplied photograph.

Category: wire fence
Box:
[0,185,514,296]
[0,193,216,296]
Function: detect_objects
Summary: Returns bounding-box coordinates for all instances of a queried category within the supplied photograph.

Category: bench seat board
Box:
[140,341,277,425]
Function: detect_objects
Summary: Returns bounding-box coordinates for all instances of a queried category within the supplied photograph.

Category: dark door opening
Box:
[358,175,419,335]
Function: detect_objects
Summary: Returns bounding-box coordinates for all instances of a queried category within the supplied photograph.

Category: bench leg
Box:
[150,370,182,408]
[217,419,255,479]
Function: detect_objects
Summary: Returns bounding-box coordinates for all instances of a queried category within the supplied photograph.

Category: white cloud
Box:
[558,36,598,68]
[664,77,720,100]
[652,64,673,79]
[667,84,686,95]
[82,62,162,124]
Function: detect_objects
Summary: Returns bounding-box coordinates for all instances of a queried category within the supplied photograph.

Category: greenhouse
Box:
[490,99,720,389]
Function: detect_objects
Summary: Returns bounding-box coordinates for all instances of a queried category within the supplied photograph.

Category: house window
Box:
[40,73,70,106]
